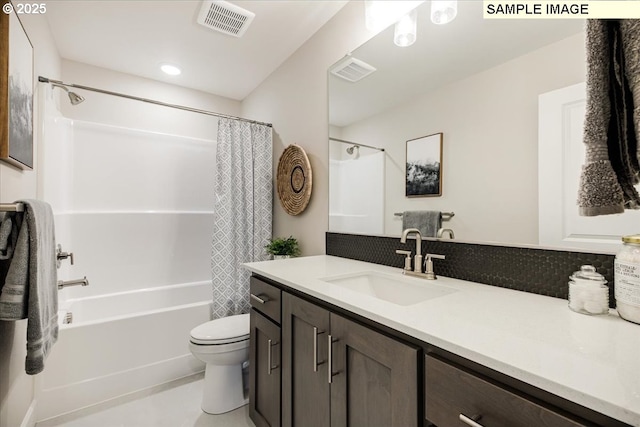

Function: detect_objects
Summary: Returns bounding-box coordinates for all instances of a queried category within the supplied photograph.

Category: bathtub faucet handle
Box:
[56,244,74,268]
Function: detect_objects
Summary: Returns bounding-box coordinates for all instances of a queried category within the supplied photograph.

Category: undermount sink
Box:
[320,271,457,306]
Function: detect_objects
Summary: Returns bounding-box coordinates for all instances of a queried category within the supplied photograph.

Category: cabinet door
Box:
[250,308,281,427]
[282,293,331,427]
[330,313,419,427]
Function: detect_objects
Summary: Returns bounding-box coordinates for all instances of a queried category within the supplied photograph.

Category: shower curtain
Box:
[211,118,272,318]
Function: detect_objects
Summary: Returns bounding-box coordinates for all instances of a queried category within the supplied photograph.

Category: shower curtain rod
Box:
[38,76,272,128]
[329,137,384,152]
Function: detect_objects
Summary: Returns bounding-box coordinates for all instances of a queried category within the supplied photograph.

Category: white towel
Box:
[0,199,58,375]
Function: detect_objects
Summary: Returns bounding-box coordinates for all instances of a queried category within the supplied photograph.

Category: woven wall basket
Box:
[277,144,312,216]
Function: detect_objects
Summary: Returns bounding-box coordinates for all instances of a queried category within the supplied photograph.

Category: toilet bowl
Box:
[189,313,250,414]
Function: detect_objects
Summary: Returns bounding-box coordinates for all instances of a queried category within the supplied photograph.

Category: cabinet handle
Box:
[313,326,325,372]
[327,334,339,384]
[459,414,484,427]
[267,339,279,375]
[251,293,269,304]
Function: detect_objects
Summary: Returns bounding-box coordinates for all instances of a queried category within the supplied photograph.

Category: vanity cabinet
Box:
[249,277,282,427]
[282,292,419,427]
[248,273,629,427]
[425,354,590,427]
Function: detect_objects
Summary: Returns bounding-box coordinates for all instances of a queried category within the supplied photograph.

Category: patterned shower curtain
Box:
[211,118,272,319]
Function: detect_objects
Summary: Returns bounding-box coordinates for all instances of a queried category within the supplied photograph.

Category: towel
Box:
[0,200,58,375]
[402,210,441,237]
[0,210,29,319]
[578,20,640,216]
[0,212,19,260]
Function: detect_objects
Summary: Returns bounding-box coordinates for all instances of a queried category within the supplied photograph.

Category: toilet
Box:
[189,313,250,414]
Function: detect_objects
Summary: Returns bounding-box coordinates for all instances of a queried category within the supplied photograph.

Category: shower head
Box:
[67,91,85,105]
[346,145,359,155]
[51,83,85,105]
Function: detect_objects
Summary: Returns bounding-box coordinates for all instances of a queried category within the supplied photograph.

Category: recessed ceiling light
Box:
[160,64,181,76]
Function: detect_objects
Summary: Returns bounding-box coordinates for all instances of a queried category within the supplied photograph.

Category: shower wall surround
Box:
[48,60,242,300]
[326,232,616,305]
[43,118,216,299]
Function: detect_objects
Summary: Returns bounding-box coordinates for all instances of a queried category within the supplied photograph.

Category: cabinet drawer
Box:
[250,276,281,324]
[425,355,589,427]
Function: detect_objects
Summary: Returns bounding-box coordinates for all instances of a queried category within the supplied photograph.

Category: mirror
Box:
[327,2,629,251]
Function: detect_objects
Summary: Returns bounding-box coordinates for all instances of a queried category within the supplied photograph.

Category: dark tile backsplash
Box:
[326,232,616,307]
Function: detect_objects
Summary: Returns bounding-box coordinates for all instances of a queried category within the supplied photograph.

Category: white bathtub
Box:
[37,281,212,421]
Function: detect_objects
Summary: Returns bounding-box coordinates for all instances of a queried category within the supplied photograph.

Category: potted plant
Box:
[265,236,300,260]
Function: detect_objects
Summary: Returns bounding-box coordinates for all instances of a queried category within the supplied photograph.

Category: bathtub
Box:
[37,281,212,421]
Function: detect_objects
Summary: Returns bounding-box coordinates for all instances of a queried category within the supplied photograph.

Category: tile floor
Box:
[36,374,256,427]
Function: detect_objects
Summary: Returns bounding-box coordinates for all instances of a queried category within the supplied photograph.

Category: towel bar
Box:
[394,211,454,221]
[0,202,25,212]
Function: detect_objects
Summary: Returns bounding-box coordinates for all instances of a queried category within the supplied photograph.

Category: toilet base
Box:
[201,362,248,414]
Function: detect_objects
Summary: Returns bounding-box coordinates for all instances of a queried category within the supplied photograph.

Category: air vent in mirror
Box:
[330,56,377,83]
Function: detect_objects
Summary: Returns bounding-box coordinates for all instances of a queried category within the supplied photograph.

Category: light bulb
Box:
[365,0,425,32]
[431,0,457,25]
[160,64,182,76]
[394,9,417,47]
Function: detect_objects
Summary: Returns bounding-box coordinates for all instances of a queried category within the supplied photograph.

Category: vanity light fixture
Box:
[365,0,425,32]
[160,64,182,76]
[430,0,457,25]
[394,9,418,47]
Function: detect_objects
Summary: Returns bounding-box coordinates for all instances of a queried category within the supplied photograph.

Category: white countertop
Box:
[244,255,640,426]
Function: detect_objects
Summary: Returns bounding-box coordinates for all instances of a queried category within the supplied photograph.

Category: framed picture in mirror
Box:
[0,6,34,170]
[406,133,442,197]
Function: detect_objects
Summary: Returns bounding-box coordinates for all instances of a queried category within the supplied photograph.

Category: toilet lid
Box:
[190,313,250,345]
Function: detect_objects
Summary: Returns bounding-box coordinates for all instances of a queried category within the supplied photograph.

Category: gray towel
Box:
[402,210,441,237]
[0,212,18,260]
[0,199,58,375]
[578,20,640,216]
[0,211,29,319]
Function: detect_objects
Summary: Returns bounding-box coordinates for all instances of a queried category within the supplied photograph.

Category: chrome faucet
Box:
[400,228,423,273]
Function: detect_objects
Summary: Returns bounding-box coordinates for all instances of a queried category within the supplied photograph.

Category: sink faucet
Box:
[437,228,455,239]
[400,228,423,273]
[397,228,446,279]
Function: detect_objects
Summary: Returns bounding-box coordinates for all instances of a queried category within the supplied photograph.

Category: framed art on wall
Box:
[0,7,34,170]
[406,133,443,197]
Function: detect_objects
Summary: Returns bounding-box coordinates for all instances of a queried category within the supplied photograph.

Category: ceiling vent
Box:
[330,56,376,83]
[197,1,255,38]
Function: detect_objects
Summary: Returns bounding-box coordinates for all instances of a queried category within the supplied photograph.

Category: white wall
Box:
[242,2,376,255]
[0,12,61,427]
[338,33,585,244]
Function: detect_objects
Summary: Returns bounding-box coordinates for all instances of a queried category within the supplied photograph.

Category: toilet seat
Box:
[190,313,250,345]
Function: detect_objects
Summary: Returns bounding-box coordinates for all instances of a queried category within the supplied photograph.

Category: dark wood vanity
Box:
[248,274,631,427]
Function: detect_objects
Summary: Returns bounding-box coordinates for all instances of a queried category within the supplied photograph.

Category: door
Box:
[538,82,640,251]
[250,308,281,427]
[282,293,331,427]
[329,313,419,427]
